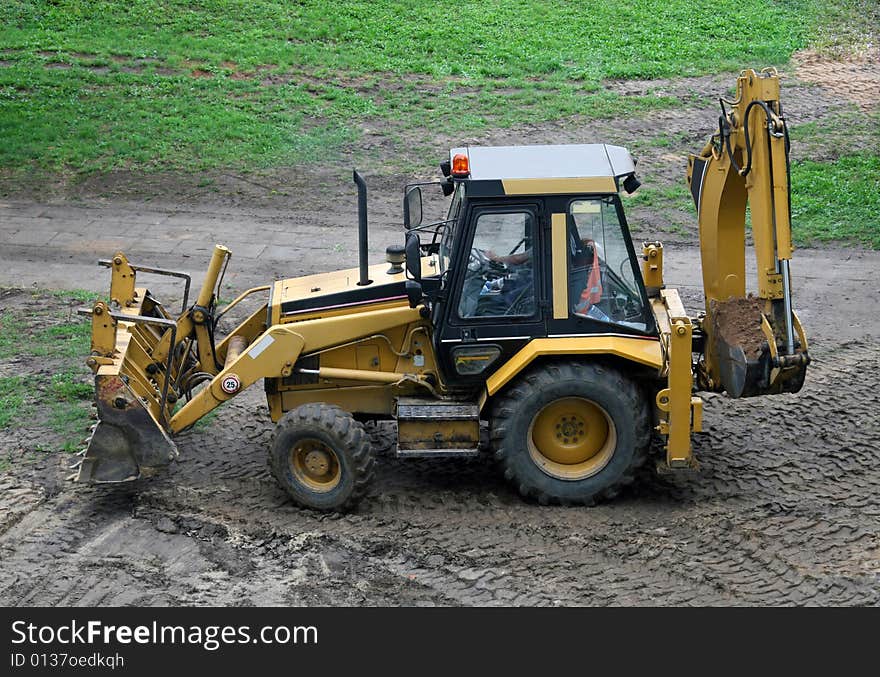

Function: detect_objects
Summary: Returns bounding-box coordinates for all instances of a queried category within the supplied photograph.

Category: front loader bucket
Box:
[78,374,179,483]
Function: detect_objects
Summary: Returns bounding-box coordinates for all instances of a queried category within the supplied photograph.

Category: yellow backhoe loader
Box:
[78,68,808,510]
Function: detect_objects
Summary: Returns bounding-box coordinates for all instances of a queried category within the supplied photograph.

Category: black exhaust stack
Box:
[353,170,372,286]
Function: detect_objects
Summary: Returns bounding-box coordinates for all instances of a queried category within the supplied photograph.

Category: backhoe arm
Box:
[687,68,809,398]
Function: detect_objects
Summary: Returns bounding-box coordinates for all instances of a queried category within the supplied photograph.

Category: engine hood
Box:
[271,256,438,324]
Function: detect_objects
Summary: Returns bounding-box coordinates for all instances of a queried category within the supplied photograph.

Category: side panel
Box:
[268,320,440,421]
[483,335,663,401]
[276,385,396,418]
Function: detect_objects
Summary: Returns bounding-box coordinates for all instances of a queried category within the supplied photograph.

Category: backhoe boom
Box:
[687,68,809,397]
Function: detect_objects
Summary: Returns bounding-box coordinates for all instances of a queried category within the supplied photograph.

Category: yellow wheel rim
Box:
[289,438,342,492]
[528,397,616,480]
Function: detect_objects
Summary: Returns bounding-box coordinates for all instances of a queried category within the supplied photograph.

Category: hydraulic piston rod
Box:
[780,259,795,355]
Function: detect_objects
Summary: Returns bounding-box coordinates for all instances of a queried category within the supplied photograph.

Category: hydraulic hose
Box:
[721,99,783,177]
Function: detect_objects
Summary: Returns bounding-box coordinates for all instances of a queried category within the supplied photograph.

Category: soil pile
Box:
[711,295,765,359]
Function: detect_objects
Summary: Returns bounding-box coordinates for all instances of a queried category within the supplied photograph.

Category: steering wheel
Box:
[469,247,510,275]
[468,247,491,273]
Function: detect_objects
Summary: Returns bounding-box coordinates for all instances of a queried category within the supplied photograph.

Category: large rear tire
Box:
[270,403,375,511]
[491,361,650,505]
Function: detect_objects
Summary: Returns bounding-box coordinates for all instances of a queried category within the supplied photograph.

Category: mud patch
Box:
[3,336,879,606]
[602,72,730,101]
[793,48,880,110]
[711,295,765,359]
[1,247,879,605]
[260,73,296,86]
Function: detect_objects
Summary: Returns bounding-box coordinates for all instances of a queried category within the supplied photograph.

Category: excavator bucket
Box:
[77,252,198,483]
[710,296,808,398]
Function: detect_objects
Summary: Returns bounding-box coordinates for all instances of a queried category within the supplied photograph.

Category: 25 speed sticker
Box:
[220,374,241,394]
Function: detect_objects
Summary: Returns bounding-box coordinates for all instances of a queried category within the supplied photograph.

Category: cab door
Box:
[544,194,657,338]
[434,199,548,392]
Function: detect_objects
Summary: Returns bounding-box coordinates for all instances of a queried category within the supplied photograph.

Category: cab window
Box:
[439,182,465,274]
[568,198,646,331]
[458,210,536,319]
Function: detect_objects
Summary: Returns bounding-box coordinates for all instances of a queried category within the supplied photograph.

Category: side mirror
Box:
[403,186,423,230]
[405,232,422,283]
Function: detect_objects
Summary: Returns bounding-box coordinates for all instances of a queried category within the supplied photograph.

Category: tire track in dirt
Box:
[2,337,877,606]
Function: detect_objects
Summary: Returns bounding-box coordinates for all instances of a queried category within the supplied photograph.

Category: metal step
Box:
[396,398,480,421]
[396,447,480,459]
[395,397,481,458]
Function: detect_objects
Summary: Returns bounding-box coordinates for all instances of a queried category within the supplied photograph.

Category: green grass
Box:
[0,299,223,452]
[32,322,92,358]
[632,184,693,214]
[194,410,219,431]
[0,0,821,173]
[787,110,880,247]
[790,110,880,163]
[50,369,92,401]
[0,376,29,428]
[0,314,91,359]
[791,153,880,247]
[49,288,99,303]
[0,308,93,449]
[0,314,22,359]
[0,1,873,247]
[808,0,879,55]
[0,360,92,450]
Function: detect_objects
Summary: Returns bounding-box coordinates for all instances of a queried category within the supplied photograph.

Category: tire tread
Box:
[490,360,650,506]
[270,403,375,511]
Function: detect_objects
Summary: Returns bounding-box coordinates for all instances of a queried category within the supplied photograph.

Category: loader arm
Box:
[687,68,809,398]
[169,304,428,432]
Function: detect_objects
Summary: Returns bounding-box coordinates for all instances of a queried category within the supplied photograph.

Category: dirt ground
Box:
[0,63,878,606]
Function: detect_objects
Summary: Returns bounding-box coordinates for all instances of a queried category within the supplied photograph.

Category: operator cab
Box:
[404,143,656,393]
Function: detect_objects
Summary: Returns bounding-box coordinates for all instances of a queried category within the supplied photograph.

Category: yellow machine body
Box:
[77,69,805,507]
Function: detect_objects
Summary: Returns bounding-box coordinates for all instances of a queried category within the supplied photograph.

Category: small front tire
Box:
[270,403,375,511]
